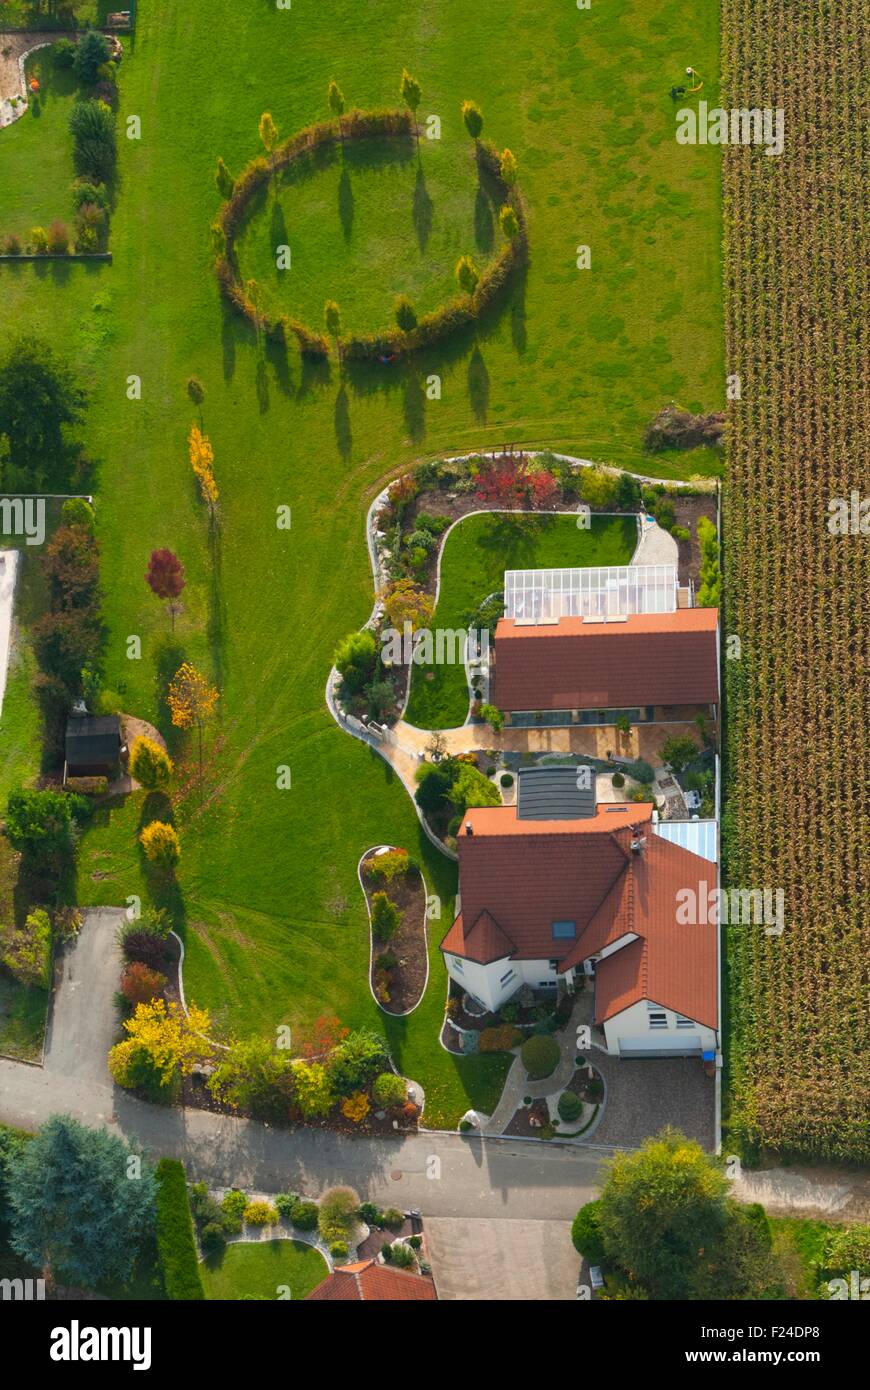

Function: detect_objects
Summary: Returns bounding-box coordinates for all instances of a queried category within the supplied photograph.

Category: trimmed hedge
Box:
[154,1159,205,1300]
[215,108,525,361]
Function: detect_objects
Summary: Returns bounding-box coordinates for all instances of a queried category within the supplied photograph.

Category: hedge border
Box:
[214,118,527,360]
[154,1157,205,1300]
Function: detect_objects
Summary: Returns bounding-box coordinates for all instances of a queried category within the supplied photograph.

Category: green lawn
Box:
[0,54,80,240]
[0,839,48,1061]
[200,1238,329,1301]
[769,1218,837,1301]
[0,0,721,1126]
[405,511,637,728]
[236,132,507,335]
[0,2,100,29]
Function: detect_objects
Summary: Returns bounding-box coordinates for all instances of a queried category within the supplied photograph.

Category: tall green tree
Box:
[6,1115,156,1287]
[0,338,85,486]
[591,1128,779,1299]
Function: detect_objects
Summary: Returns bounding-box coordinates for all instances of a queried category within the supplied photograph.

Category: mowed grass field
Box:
[405,511,637,728]
[0,1,721,1124]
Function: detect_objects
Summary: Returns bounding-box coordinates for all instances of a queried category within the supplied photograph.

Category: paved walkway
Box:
[481,997,586,1135]
[0,549,19,717]
[633,514,679,567]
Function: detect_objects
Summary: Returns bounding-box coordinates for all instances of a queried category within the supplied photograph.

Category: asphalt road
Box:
[2,911,867,1226]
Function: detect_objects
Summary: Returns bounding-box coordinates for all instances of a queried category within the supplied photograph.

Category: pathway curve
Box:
[481,997,587,1135]
[0,32,58,128]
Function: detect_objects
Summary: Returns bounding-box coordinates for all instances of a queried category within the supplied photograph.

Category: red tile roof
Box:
[441,909,516,963]
[562,833,718,1028]
[306,1258,437,1302]
[440,804,718,1030]
[493,608,719,711]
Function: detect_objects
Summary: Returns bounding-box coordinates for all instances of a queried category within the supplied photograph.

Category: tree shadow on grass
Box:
[474,186,494,253]
[256,357,270,413]
[151,636,188,751]
[334,384,352,459]
[265,333,295,397]
[338,168,354,241]
[402,373,426,444]
[412,165,433,251]
[207,527,227,694]
[297,353,331,401]
[270,198,289,267]
[510,261,529,356]
[221,305,237,382]
[467,346,489,423]
[136,793,187,930]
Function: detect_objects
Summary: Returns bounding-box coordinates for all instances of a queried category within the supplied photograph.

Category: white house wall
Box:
[602,998,718,1058]
[444,953,558,1012]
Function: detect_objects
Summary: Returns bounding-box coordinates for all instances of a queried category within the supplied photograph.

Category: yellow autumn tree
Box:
[379,577,434,633]
[139,820,180,870]
[167,661,219,788]
[108,998,214,1095]
[188,424,219,517]
[129,735,173,791]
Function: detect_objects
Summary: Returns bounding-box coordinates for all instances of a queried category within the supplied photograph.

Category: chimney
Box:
[465,822,474,836]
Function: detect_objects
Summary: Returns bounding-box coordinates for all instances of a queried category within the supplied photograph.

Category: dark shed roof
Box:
[65,715,121,768]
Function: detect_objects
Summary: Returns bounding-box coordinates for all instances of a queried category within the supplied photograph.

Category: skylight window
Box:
[551,920,576,940]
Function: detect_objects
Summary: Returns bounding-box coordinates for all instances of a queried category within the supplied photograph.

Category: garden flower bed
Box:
[360,846,428,1015]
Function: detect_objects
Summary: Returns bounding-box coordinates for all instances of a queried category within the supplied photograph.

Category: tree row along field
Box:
[721,0,869,1160]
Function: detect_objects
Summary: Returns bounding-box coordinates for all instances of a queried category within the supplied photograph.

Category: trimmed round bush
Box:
[500,773,514,788]
[200,1221,227,1256]
[372,1071,407,1108]
[612,771,625,788]
[521,1033,560,1080]
[571,1200,606,1262]
[244,1200,278,1226]
[557,1090,583,1123]
[330,1240,348,1259]
[290,1199,319,1231]
[274,1192,298,1219]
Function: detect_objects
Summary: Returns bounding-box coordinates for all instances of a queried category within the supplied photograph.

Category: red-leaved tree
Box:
[145,549,186,628]
[473,452,557,509]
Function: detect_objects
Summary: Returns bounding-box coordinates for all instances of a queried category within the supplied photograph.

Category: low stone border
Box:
[0,252,112,262]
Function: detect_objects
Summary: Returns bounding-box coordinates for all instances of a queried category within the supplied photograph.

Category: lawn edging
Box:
[356,846,431,1019]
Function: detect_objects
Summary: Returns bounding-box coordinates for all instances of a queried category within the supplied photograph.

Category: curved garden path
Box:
[0,33,58,128]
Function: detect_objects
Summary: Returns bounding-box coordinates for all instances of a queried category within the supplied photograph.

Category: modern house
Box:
[64,712,122,779]
[493,564,719,728]
[440,768,719,1059]
[306,1258,437,1302]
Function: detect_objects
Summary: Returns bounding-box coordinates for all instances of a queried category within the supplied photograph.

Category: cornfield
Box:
[721,0,869,1160]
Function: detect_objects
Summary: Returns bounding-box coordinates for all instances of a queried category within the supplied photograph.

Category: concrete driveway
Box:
[426,1217,580,1300]
[44,908,125,1088]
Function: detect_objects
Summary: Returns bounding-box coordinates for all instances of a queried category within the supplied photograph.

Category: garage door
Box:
[618,1035,701,1058]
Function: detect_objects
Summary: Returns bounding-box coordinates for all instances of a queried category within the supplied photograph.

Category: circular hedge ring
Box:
[213,110,527,360]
